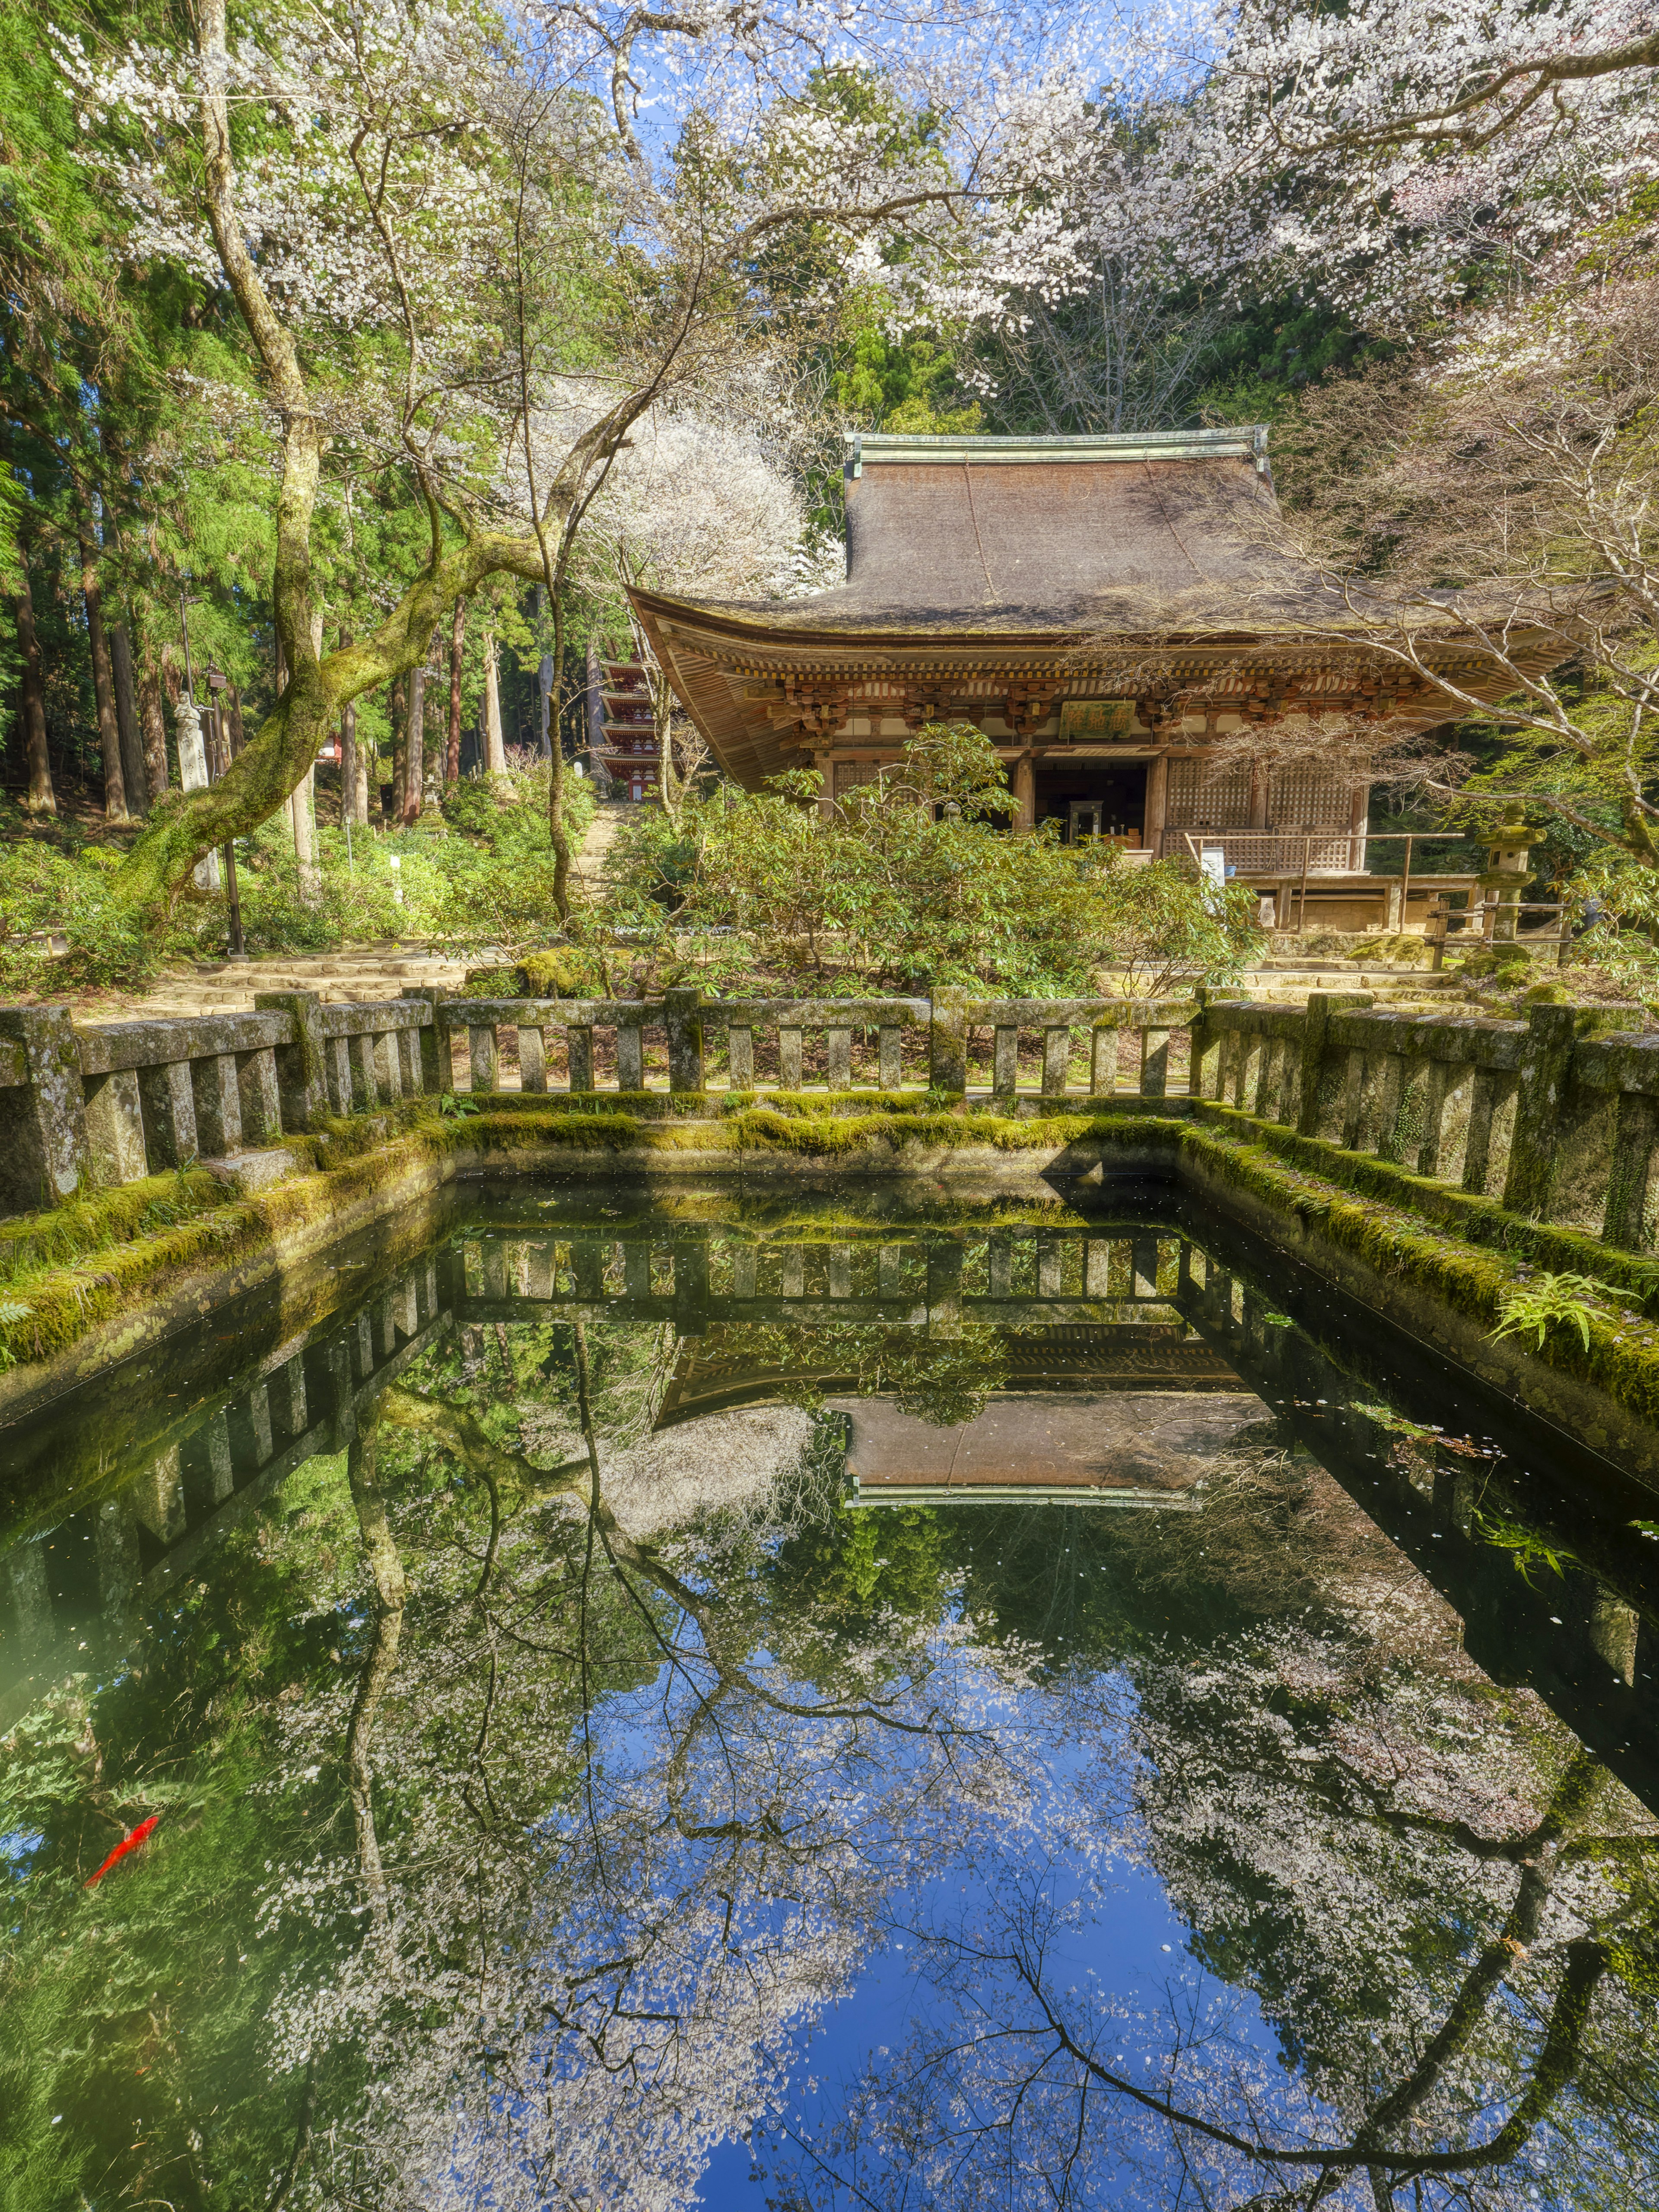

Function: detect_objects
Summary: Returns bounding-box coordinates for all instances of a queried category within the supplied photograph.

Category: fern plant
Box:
[0,1297,30,1372]
[1489,1271,1604,1352]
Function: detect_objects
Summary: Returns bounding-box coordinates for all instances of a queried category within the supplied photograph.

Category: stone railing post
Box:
[1186,988,1217,1099]
[1503,1002,1578,1218]
[401,987,455,1096]
[0,1006,91,1210]
[664,987,705,1094]
[1294,991,1373,1139]
[255,990,327,1131]
[930,989,968,1096]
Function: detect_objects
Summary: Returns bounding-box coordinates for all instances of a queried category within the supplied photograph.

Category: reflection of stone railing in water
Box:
[455,1221,1191,1331]
[6,983,1659,1251]
[0,1251,448,1727]
[0,1220,1210,1673]
[10,1207,1657,1802]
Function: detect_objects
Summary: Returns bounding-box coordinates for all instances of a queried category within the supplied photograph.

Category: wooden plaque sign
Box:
[1056,699,1137,742]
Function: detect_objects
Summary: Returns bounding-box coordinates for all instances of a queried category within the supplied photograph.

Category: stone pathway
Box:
[69,805,632,1024]
[75,945,472,1025]
[571,801,625,891]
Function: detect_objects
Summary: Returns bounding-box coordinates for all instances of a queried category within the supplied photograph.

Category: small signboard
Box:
[1057,698,1137,742]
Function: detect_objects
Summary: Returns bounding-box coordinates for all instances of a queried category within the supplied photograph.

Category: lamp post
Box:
[1481,819,1533,947]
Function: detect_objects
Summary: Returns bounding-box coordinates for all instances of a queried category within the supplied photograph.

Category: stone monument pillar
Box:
[174,696,220,888]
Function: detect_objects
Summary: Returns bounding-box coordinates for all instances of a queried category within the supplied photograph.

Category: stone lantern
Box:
[1480,818,1532,945]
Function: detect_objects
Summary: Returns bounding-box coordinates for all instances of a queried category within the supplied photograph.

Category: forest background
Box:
[1,0,1656,1003]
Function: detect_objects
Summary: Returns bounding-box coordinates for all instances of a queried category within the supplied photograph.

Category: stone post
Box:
[0,1005,91,1210]
[673,1235,710,1336]
[1187,987,1220,1099]
[929,988,969,1097]
[401,987,455,1095]
[926,1237,963,1334]
[1294,990,1374,1139]
[664,987,705,1094]
[174,697,220,889]
[255,990,328,1131]
[1503,1001,1578,1218]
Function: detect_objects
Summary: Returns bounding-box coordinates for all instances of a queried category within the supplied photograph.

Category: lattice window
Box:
[833,757,891,799]
[1166,757,1251,826]
[1269,763,1350,826]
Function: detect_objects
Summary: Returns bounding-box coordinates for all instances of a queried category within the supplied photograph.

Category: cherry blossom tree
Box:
[59,0,1096,914]
[1089,0,1659,331]
[763,1454,1659,2210]
[219,1324,1057,2209]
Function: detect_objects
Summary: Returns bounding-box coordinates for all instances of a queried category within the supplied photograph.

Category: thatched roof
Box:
[642,428,1344,637]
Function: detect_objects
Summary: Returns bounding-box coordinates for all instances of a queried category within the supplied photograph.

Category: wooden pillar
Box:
[815,751,833,819]
[1013,750,1035,832]
[1143,752,1169,856]
[1247,756,1268,830]
[1348,783,1368,872]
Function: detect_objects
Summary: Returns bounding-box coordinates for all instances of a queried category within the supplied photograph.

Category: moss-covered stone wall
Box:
[3,1086,1657,1487]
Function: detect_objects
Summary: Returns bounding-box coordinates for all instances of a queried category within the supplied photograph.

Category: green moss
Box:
[1162,1116,1659,1428]
[1191,1100,1659,1307]
[461,949,604,999]
[0,1169,227,1285]
[727,1088,937,1120]
[10,1064,1658,1443]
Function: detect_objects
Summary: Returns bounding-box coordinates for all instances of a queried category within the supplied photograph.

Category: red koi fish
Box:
[85,1816,161,1887]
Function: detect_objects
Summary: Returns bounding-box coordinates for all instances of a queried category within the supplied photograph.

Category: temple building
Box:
[626,428,1555,930]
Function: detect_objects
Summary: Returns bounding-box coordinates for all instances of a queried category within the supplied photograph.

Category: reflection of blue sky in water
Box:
[5,1196,1659,2211]
[693,1678,1313,2209]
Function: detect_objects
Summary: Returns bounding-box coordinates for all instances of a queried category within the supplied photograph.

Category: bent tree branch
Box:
[345,1413,408,1961]
[997,1742,1618,2198]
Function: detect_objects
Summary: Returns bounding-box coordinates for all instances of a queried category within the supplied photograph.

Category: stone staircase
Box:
[1236,959,1470,1008]
[76,944,472,1025]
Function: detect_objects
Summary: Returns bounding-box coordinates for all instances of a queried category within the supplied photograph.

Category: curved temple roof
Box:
[644,427,1342,638]
[624,429,1565,789]
[814,427,1305,633]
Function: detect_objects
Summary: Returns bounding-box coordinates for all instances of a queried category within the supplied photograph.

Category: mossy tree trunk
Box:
[109,0,659,919]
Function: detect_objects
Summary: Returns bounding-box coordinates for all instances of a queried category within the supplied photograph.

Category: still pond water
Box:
[3,1178,1658,2211]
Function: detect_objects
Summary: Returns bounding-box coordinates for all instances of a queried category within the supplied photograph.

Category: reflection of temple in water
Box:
[655,1322,1245,1426]
[8,1206,1656,1799]
[656,1310,1268,1508]
[839,1394,1263,1509]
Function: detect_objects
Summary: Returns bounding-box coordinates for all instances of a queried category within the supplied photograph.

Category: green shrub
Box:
[0,836,189,995]
[592,728,1263,995]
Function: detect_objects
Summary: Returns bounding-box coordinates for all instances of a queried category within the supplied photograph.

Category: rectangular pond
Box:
[2,1175,1657,2210]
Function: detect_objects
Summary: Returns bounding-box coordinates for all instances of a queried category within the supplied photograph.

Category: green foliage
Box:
[462,946,607,999]
[597,728,1261,995]
[1489,1271,1605,1353]
[0,762,598,987]
[709,1316,1010,1426]
[1472,1510,1577,1589]
[0,832,171,994]
[776,1499,949,1623]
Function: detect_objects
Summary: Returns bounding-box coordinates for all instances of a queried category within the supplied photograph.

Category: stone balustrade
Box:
[1194,991,1659,1244]
[4,981,1657,1248]
[0,993,440,1216]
